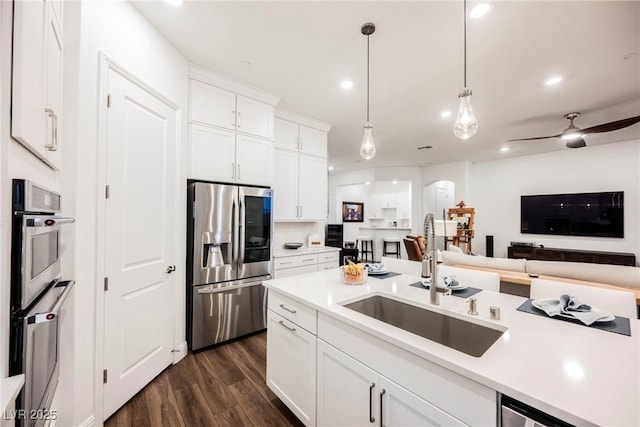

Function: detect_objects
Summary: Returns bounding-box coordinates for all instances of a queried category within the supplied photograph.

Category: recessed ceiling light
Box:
[365,181,371,186]
[544,76,563,86]
[341,80,353,89]
[469,3,491,18]
[165,0,184,5]
[500,147,510,152]
[328,166,334,171]
[440,110,452,118]
[392,180,398,184]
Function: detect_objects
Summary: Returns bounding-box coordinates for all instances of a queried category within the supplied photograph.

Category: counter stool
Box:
[355,236,374,263]
[382,237,402,258]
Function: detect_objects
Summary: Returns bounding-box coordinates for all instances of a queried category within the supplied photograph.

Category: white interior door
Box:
[103,69,177,419]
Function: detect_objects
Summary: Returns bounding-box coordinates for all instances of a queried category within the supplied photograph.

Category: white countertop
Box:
[263,270,639,426]
[273,246,340,258]
[1,374,25,412]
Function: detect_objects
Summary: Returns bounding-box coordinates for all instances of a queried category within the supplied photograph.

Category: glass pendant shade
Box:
[360,122,376,160]
[453,90,478,139]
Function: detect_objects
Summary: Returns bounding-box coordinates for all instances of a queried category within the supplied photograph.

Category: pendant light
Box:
[360,23,376,160]
[453,0,478,139]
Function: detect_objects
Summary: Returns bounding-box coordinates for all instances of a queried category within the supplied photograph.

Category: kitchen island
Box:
[263,269,639,426]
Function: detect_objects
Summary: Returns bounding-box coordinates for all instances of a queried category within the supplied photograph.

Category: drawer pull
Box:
[280,261,293,265]
[302,258,315,262]
[279,304,297,314]
[278,320,296,332]
[369,383,376,423]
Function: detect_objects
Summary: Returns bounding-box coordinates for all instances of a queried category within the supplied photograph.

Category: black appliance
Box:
[326,224,343,248]
[10,179,75,427]
[521,191,624,238]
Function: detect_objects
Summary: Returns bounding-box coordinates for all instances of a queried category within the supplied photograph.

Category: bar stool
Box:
[355,236,374,263]
[382,237,402,258]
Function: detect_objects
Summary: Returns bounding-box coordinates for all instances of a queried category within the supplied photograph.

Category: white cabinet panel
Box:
[273,150,299,221]
[274,118,299,151]
[298,155,327,221]
[268,291,317,334]
[236,95,273,139]
[12,0,63,169]
[189,124,235,182]
[381,193,397,208]
[317,261,338,271]
[236,134,271,186]
[267,311,316,426]
[273,264,317,279]
[190,80,236,131]
[317,340,377,427]
[380,377,466,427]
[299,125,327,157]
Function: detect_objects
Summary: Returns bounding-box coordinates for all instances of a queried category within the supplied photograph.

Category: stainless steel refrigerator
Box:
[187,181,273,350]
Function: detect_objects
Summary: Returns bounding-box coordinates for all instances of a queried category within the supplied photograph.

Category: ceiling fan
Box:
[508,112,640,148]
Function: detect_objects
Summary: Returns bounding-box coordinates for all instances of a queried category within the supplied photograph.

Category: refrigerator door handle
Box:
[196,280,263,294]
[238,190,246,273]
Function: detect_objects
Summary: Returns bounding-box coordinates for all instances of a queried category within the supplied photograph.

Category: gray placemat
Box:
[368,271,402,280]
[409,281,483,298]
[517,299,631,337]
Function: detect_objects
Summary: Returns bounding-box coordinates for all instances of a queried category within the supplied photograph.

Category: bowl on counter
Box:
[283,242,303,249]
[340,264,368,285]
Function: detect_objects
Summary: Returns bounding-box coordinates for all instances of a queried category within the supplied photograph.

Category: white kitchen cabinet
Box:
[190,80,274,140]
[396,191,411,220]
[267,309,316,425]
[189,124,271,186]
[317,340,378,426]
[273,150,327,221]
[380,193,397,209]
[317,340,467,427]
[12,0,63,169]
[298,154,327,221]
[272,249,339,278]
[274,118,327,158]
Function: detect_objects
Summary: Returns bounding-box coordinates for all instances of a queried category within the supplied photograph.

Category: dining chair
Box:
[438,265,500,292]
[530,278,637,319]
[380,256,421,276]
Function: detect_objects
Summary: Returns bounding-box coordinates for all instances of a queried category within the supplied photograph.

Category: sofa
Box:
[441,250,640,290]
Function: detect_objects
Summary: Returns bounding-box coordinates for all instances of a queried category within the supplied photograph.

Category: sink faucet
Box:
[422,213,448,305]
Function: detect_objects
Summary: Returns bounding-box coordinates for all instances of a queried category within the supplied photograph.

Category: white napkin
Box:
[534,294,603,326]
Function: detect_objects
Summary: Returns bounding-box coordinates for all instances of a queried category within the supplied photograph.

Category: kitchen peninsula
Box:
[263,270,639,426]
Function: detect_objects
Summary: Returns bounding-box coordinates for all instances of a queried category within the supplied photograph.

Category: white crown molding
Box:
[189,63,281,106]
[275,108,333,133]
[79,415,97,427]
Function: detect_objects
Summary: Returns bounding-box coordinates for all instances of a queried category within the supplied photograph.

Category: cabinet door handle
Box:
[237,111,241,128]
[44,108,57,151]
[278,320,296,332]
[379,388,386,427]
[299,137,303,151]
[237,164,240,180]
[369,383,375,423]
[299,205,303,218]
[231,163,235,179]
[232,110,236,127]
[296,205,299,218]
[279,304,296,314]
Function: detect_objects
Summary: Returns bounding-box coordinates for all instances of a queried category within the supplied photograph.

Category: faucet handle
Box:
[467,297,478,315]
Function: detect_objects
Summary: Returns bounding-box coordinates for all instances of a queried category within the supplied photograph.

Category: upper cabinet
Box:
[274,118,327,157]
[188,65,280,186]
[12,0,64,170]
[190,80,274,140]
[273,114,332,222]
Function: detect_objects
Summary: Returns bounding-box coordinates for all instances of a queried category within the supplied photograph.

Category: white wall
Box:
[273,222,326,249]
[57,1,189,425]
[470,139,640,260]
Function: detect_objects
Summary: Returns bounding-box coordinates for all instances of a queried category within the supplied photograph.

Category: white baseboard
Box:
[172,341,188,364]
[79,415,97,427]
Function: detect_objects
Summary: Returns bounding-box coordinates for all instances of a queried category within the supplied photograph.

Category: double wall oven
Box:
[9,180,75,427]
[187,181,273,350]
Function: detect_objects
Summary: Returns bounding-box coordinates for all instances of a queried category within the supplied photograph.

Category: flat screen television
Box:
[521,191,624,238]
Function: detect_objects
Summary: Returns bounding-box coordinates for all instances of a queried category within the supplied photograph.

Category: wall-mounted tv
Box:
[521,191,624,238]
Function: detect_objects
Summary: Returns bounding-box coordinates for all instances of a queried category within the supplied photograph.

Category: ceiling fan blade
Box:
[507,135,560,142]
[580,116,640,135]
[566,137,586,149]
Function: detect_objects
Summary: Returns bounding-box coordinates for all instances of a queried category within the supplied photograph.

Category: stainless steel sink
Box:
[343,295,505,357]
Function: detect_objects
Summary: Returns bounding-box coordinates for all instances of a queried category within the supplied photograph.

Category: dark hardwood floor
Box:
[105,331,304,427]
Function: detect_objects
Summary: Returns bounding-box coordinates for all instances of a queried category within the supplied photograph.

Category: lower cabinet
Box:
[266,310,316,426]
[317,340,466,427]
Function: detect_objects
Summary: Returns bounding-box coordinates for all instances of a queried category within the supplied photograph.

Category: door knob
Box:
[166,265,176,273]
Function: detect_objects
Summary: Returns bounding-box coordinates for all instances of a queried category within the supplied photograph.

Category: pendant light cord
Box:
[463,0,467,88]
[366,33,370,122]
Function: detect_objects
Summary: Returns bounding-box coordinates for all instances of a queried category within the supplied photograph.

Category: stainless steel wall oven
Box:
[9,180,75,427]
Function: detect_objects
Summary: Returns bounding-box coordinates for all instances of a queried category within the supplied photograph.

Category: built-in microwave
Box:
[11,180,74,312]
